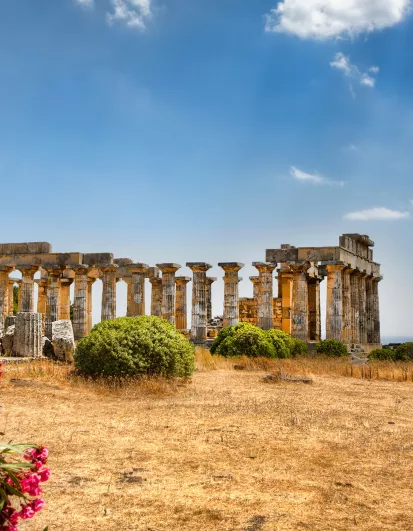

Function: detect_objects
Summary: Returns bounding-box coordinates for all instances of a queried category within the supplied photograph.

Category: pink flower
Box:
[38,467,51,482]
[3,525,18,531]
[19,503,35,520]
[31,498,45,513]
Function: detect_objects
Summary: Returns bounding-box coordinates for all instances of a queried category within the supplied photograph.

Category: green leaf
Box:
[0,443,36,453]
[5,483,25,498]
[7,470,22,489]
[0,462,33,471]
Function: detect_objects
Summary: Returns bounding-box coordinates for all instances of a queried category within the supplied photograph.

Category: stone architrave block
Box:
[14,313,42,358]
[3,325,15,356]
[52,320,75,363]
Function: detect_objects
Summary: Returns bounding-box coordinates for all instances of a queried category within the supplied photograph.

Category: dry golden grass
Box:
[1,350,413,530]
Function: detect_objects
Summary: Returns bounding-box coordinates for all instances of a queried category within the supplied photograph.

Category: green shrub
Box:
[315,339,348,357]
[394,342,413,361]
[369,348,397,361]
[75,316,195,378]
[211,323,275,358]
[290,338,309,357]
[265,329,291,358]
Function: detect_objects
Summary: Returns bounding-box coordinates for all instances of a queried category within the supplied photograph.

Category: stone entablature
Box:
[0,234,382,350]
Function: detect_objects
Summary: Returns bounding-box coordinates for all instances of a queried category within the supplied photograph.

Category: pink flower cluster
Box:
[0,446,50,530]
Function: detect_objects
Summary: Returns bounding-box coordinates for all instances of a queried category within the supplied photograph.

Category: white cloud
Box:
[265,0,412,39]
[290,166,345,186]
[330,52,378,88]
[75,0,94,7]
[343,143,359,152]
[107,0,152,30]
[344,207,410,221]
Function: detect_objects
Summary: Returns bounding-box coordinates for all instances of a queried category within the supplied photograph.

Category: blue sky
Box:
[0,0,412,337]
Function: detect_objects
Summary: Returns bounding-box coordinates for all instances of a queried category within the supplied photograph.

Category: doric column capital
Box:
[288,262,311,274]
[72,265,89,276]
[186,262,212,273]
[372,275,383,283]
[61,278,74,287]
[175,276,191,286]
[0,266,15,275]
[18,265,41,276]
[218,262,244,273]
[149,277,162,286]
[44,265,66,277]
[157,263,181,274]
[253,262,277,273]
[147,266,160,279]
[325,262,347,273]
[249,276,259,283]
[100,265,119,274]
[128,263,149,275]
[206,277,217,286]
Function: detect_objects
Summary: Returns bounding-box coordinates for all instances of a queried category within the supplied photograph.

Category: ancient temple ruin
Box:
[0,234,382,352]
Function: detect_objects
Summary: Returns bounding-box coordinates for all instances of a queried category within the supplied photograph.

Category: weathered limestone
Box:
[253,262,277,330]
[7,279,15,316]
[358,272,368,345]
[350,271,360,344]
[60,278,73,321]
[101,266,118,321]
[325,264,346,341]
[36,279,47,315]
[157,264,181,325]
[149,277,163,318]
[52,320,75,362]
[87,277,96,333]
[73,266,89,339]
[175,277,191,330]
[205,277,217,323]
[3,325,15,355]
[372,277,382,344]
[187,263,212,341]
[341,268,354,344]
[290,263,310,341]
[45,266,65,338]
[365,275,374,344]
[219,263,244,327]
[19,266,40,313]
[14,312,42,357]
[127,264,148,316]
[308,277,321,342]
[249,276,260,300]
[278,269,293,335]
[0,267,13,328]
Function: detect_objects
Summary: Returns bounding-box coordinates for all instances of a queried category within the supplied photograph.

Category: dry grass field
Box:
[1,350,413,530]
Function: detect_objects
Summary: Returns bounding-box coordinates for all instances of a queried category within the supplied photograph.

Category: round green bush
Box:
[314,339,348,357]
[290,338,309,357]
[369,348,397,361]
[265,329,291,358]
[211,323,275,358]
[74,316,195,378]
[394,342,413,361]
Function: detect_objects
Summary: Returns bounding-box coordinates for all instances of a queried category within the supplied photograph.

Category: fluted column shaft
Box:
[350,272,360,344]
[87,277,96,333]
[101,266,118,321]
[279,269,293,335]
[253,262,277,330]
[366,276,374,344]
[73,266,89,339]
[205,277,216,323]
[219,263,244,328]
[290,263,310,341]
[14,312,42,357]
[128,265,148,316]
[149,278,163,317]
[175,277,191,330]
[60,279,73,321]
[0,268,13,328]
[341,268,353,344]
[45,267,65,338]
[358,273,368,344]
[250,277,259,300]
[187,263,212,341]
[157,264,181,325]
[308,278,321,341]
[19,266,40,312]
[372,278,381,344]
[8,280,15,316]
[326,264,346,341]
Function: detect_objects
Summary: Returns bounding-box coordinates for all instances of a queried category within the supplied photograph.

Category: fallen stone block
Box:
[14,313,42,358]
[52,320,75,363]
[3,325,15,356]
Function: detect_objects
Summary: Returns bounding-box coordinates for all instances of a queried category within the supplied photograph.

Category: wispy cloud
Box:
[330,53,379,88]
[343,143,359,152]
[290,166,345,187]
[75,0,94,7]
[107,0,152,30]
[344,207,410,221]
[264,0,411,39]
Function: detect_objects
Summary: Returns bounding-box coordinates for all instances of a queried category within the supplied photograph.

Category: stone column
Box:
[205,277,217,323]
[350,271,360,344]
[45,266,66,338]
[175,277,191,330]
[187,263,212,341]
[290,263,310,341]
[279,268,293,335]
[253,262,277,330]
[372,277,382,344]
[0,267,13,329]
[366,275,374,344]
[149,277,163,317]
[19,266,40,312]
[8,279,15,316]
[326,264,346,341]
[14,312,42,357]
[35,279,47,333]
[60,278,73,321]
[250,276,260,299]
[72,266,89,339]
[157,264,181,325]
[341,268,354,345]
[87,277,96,333]
[127,264,149,316]
[101,266,118,321]
[219,263,244,328]
[358,272,368,345]
[308,278,321,341]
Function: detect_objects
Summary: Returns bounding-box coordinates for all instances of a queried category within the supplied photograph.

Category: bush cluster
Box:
[75,316,195,378]
[370,343,413,362]
[314,339,348,357]
[210,323,309,359]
